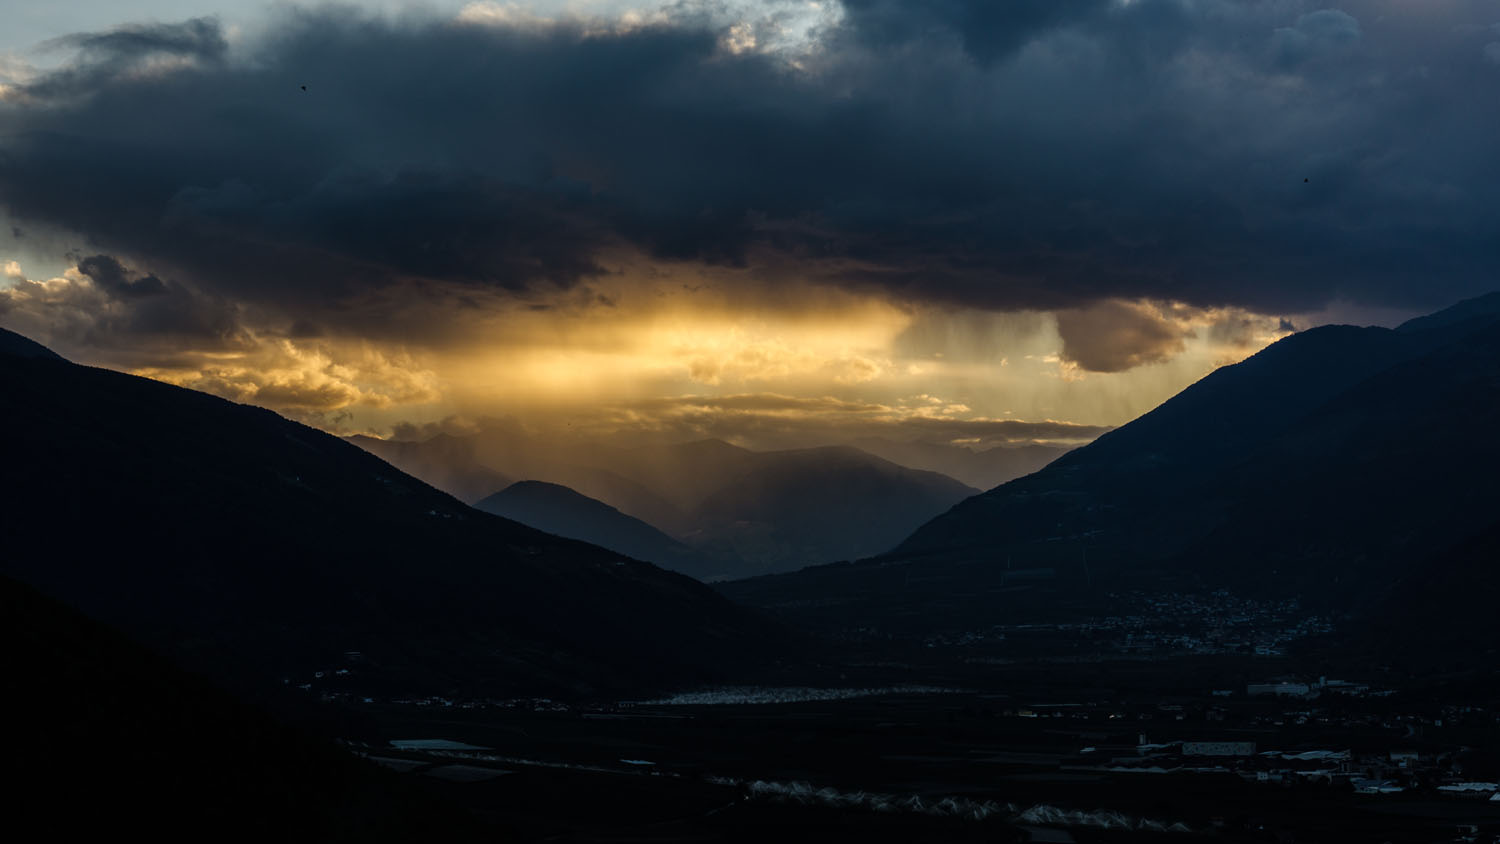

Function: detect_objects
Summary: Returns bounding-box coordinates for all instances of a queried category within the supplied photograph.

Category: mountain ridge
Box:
[0,336,784,699]
[721,293,1500,637]
[849,436,1072,491]
[474,480,732,581]
[351,432,980,578]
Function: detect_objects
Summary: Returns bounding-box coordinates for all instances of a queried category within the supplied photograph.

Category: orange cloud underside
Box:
[1,257,1293,445]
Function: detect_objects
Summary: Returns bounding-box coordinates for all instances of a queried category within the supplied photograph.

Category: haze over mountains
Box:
[724,294,1500,639]
[475,481,727,582]
[0,329,780,699]
[848,438,1071,492]
[352,431,989,579]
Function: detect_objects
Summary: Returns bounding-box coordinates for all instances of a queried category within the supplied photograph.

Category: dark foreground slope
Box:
[475,481,731,581]
[3,573,482,843]
[723,295,1500,635]
[1348,519,1500,676]
[0,336,781,699]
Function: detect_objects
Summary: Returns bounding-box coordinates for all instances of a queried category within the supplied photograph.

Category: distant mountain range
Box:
[475,481,730,581]
[849,437,1072,491]
[723,294,1500,637]
[689,445,980,570]
[0,328,781,699]
[352,431,981,578]
[346,433,516,505]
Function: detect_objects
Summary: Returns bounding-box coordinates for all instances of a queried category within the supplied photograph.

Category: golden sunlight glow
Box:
[0,255,1295,445]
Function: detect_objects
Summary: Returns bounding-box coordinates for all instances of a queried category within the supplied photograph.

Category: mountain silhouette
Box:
[354,432,693,534]
[723,293,1500,636]
[351,434,979,577]
[0,325,65,360]
[475,481,732,581]
[690,446,979,573]
[849,437,1071,490]
[0,333,781,699]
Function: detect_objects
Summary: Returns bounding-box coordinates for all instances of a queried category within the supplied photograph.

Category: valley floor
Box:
[315,651,1500,843]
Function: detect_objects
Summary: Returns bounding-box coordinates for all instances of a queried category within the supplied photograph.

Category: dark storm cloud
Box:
[1269,9,1361,69]
[0,254,250,363]
[837,0,1111,64]
[1055,300,1190,373]
[47,16,227,58]
[77,254,168,299]
[26,18,227,101]
[249,380,359,410]
[1,1,1497,330]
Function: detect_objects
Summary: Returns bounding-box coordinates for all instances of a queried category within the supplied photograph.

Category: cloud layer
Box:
[1,1,1495,323]
[1,1,1493,444]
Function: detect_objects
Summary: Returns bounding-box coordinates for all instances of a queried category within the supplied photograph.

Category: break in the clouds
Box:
[1,1,1495,442]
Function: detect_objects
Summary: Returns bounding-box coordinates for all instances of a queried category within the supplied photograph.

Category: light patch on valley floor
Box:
[389,738,491,750]
[631,685,963,705]
[722,778,1195,833]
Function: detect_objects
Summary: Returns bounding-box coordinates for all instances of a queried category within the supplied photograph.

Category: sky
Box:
[1,1,1496,449]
